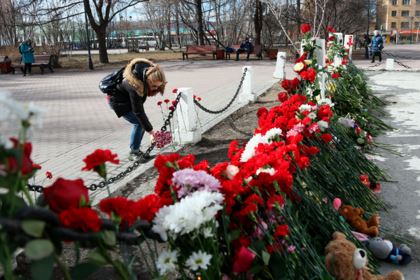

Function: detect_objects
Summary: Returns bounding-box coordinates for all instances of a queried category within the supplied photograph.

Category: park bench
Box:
[11,54,54,74]
[226,44,263,60]
[0,56,14,74]
[182,45,217,60]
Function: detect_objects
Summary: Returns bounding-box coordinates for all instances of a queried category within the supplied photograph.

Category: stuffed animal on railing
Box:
[325,232,404,280]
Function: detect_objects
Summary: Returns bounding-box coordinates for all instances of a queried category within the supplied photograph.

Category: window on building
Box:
[392,0,397,4]
[402,10,410,16]
[402,0,411,5]
[391,10,397,16]
[391,22,397,28]
[416,10,420,16]
[401,22,410,29]
[416,22,420,28]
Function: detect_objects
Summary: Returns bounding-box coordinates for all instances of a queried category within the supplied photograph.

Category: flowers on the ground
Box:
[82,149,119,178]
[185,250,212,271]
[99,197,138,227]
[154,130,172,148]
[156,250,179,275]
[59,207,102,232]
[45,171,53,179]
[43,178,89,213]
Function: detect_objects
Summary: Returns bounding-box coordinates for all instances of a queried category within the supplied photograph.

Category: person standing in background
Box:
[19,39,35,76]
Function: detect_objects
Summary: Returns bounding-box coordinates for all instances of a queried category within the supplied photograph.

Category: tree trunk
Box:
[297,0,301,38]
[96,27,109,64]
[254,0,263,45]
[195,0,205,45]
[175,5,181,47]
[167,8,172,48]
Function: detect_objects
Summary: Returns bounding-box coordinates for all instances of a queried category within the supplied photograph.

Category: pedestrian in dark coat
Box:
[371,30,384,63]
[19,39,35,76]
[108,58,167,161]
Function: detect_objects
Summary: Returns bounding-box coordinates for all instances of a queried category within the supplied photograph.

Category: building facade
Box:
[378,0,420,41]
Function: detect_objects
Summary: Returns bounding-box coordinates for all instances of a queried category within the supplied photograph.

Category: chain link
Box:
[193,68,248,114]
[27,92,183,193]
[382,50,412,69]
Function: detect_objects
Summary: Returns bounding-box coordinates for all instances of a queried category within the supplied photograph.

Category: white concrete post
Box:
[175,87,202,144]
[386,59,395,70]
[334,32,344,45]
[273,52,286,79]
[315,39,326,100]
[240,66,255,103]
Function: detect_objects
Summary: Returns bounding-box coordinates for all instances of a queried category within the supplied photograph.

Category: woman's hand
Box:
[148,130,155,142]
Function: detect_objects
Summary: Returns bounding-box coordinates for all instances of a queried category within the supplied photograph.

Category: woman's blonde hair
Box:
[146,64,167,95]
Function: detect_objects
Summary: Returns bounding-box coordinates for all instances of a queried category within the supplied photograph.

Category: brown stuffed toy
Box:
[339,205,380,237]
[325,232,404,280]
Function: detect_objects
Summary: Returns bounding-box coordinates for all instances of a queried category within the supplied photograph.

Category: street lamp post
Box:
[84,9,94,70]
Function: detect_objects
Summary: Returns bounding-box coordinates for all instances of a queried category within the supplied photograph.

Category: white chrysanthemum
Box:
[305,87,314,97]
[152,191,224,241]
[185,251,212,271]
[263,128,283,142]
[156,250,178,275]
[308,112,317,119]
[317,120,329,131]
[240,133,265,162]
[0,91,45,127]
[293,62,305,72]
[203,227,214,238]
[256,167,276,176]
[318,98,334,107]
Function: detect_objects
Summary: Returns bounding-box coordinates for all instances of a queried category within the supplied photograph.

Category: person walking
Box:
[108,58,167,161]
[19,39,35,76]
[371,30,384,63]
[364,34,371,59]
[236,38,254,61]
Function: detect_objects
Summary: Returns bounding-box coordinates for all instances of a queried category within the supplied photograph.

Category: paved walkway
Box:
[0,59,292,201]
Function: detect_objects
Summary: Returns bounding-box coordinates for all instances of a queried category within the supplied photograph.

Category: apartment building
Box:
[378,0,420,40]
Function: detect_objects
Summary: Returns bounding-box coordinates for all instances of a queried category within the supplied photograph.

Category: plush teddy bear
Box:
[339,205,380,237]
[325,232,404,280]
[364,237,412,265]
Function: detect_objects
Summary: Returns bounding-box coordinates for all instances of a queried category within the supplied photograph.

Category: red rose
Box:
[301,23,311,34]
[99,197,138,227]
[321,133,333,143]
[232,247,256,273]
[59,207,102,232]
[275,224,289,237]
[81,149,119,178]
[44,178,89,213]
[172,88,178,93]
[327,26,336,33]
[45,171,53,179]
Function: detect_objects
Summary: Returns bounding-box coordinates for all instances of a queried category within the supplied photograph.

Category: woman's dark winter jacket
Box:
[108,58,153,132]
[371,35,384,53]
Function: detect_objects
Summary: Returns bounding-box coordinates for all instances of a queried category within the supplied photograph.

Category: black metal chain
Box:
[28,92,183,193]
[193,68,248,114]
[382,50,412,69]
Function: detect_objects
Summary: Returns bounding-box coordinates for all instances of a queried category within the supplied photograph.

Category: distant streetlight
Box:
[84,9,94,70]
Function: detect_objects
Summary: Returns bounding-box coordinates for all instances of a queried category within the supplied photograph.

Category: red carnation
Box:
[331,72,341,79]
[267,195,285,211]
[157,101,163,106]
[275,224,289,237]
[136,194,165,222]
[232,247,256,273]
[7,138,37,175]
[44,178,89,214]
[164,99,170,103]
[45,171,53,179]
[32,163,42,170]
[301,23,311,34]
[278,92,288,102]
[257,107,268,118]
[321,133,333,143]
[100,197,138,227]
[82,149,119,178]
[300,68,317,83]
[169,105,175,111]
[327,26,336,33]
[172,88,178,93]
[171,100,178,106]
[59,207,102,232]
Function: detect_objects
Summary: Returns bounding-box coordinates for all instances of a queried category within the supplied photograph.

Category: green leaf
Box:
[262,250,271,266]
[102,230,116,246]
[70,262,101,279]
[22,220,46,237]
[227,229,241,242]
[30,254,54,280]
[88,250,108,265]
[25,240,54,260]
